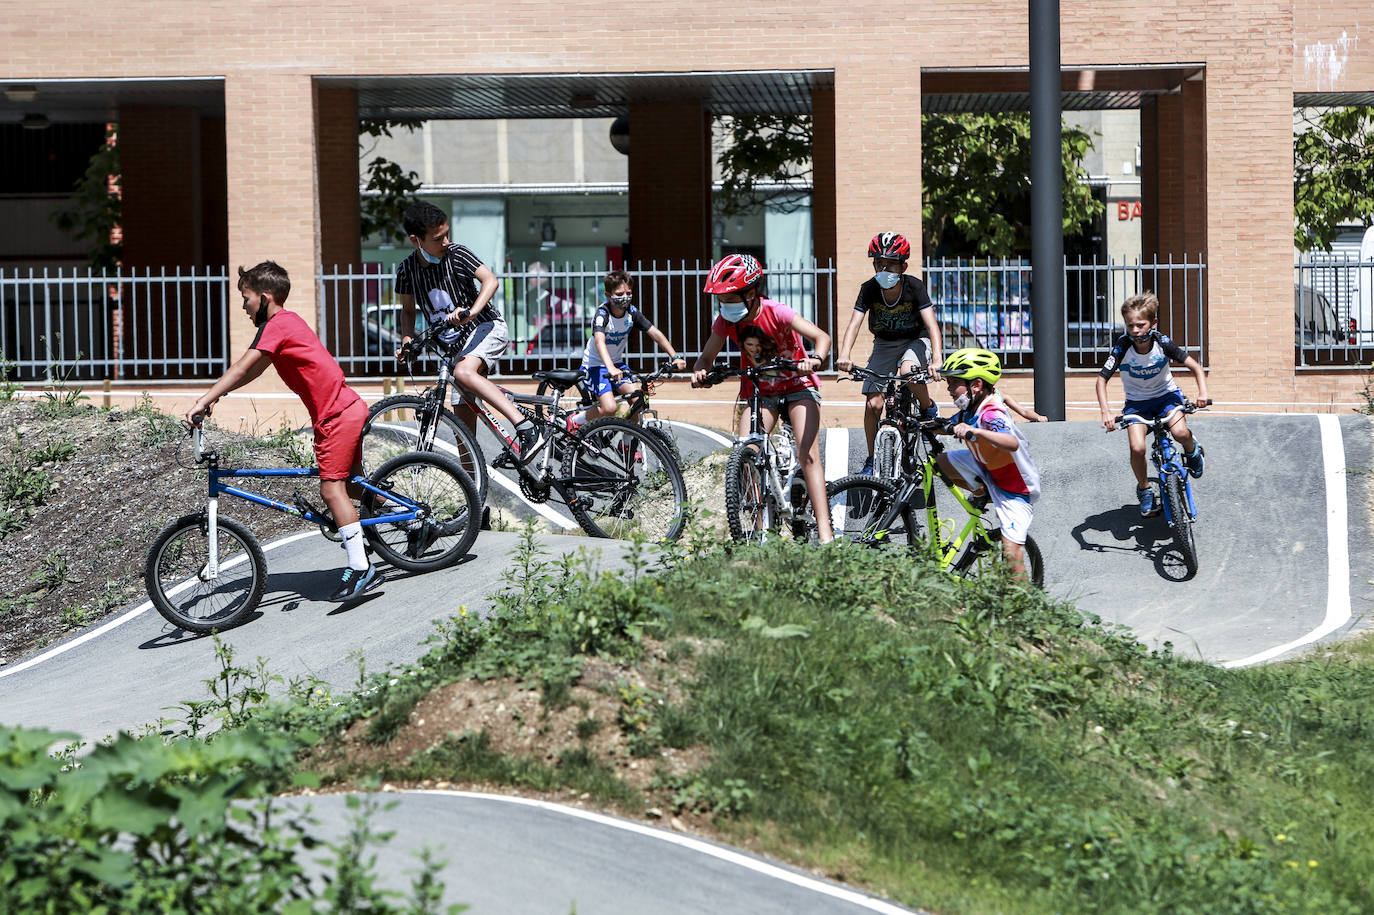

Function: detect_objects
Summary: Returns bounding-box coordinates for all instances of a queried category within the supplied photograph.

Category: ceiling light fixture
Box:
[4,85,38,103]
[21,113,50,131]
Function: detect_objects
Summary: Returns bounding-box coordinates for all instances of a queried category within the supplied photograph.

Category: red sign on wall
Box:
[1117,201,1143,221]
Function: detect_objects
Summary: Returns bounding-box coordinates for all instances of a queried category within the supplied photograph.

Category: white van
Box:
[1353,225,1374,345]
[1295,284,1346,347]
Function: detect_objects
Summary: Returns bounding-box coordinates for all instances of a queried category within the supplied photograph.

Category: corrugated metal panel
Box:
[922,89,1150,113]
[1295,92,1374,107]
[345,70,833,121]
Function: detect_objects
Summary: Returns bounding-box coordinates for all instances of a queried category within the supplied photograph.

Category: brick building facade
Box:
[2,1,1371,421]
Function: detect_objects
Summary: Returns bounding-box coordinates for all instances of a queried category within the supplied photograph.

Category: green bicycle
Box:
[824,381,1044,586]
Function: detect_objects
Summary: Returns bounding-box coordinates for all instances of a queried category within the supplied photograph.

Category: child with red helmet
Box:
[835,231,945,474]
[691,254,835,543]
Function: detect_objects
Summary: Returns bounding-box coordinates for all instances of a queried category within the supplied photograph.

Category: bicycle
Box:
[697,358,813,542]
[533,361,684,463]
[145,419,481,634]
[843,364,931,481]
[824,395,1045,586]
[1113,399,1211,577]
[361,323,689,542]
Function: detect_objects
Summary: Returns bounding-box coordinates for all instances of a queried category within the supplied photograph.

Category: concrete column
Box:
[119,106,203,269]
[811,86,838,339]
[627,99,712,268]
[315,86,361,272]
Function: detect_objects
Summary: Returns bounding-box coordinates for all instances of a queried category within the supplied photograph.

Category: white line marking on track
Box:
[824,428,850,481]
[1223,414,1351,668]
[0,530,321,680]
[411,790,916,913]
[664,420,734,449]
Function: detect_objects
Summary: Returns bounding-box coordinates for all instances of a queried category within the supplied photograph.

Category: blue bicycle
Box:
[144,421,480,633]
[1116,399,1210,577]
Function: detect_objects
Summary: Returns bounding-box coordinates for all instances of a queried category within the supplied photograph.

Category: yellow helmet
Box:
[941,347,1001,386]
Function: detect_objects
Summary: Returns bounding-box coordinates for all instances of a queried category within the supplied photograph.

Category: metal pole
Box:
[1030,0,1065,420]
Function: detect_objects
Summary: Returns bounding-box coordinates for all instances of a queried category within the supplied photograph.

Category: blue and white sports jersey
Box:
[1098,330,1189,401]
[582,304,653,368]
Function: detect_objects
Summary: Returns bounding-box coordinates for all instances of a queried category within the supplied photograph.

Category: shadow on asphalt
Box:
[1069,503,1195,582]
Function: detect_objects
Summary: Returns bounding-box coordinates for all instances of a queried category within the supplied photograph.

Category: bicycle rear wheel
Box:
[1162,473,1198,577]
[362,395,488,508]
[362,452,481,572]
[873,423,902,480]
[825,475,917,550]
[725,441,779,542]
[145,514,266,633]
[560,417,688,541]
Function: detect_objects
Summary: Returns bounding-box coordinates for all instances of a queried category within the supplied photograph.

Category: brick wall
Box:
[3,1,1372,409]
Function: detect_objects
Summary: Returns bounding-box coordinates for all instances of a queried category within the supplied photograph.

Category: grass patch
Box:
[228,528,1374,912]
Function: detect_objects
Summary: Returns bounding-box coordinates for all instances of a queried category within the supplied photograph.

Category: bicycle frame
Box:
[712,359,802,526]
[192,429,423,578]
[886,427,999,569]
[1132,416,1197,524]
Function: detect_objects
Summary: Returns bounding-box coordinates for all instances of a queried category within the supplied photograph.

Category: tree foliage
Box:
[921,113,1101,258]
[714,114,813,218]
[1293,106,1374,252]
[49,125,122,271]
[360,118,423,244]
[713,111,1101,258]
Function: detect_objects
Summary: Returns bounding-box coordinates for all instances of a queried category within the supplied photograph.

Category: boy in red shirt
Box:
[186,261,381,601]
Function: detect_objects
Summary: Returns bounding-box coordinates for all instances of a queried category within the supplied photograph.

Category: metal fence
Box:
[1295,256,1374,367]
[0,258,1231,384]
[318,260,838,377]
[0,267,229,381]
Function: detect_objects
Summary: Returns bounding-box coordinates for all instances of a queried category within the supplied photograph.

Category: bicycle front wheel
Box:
[362,395,488,508]
[825,475,917,550]
[725,441,779,542]
[363,452,481,572]
[873,423,902,480]
[145,514,266,633]
[560,417,688,541]
[1162,473,1198,577]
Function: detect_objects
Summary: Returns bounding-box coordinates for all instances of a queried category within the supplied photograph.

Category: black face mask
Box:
[253,294,269,327]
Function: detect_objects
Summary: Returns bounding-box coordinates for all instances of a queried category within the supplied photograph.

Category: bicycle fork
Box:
[201,496,222,580]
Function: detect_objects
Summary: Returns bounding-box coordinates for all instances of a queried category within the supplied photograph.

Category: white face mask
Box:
[874,271,901,289]
[718,300,749,322]
[953,392,971,411]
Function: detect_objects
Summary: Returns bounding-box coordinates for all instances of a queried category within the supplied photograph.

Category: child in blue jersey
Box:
[1095,292,1211,517]
[568,270,687,429]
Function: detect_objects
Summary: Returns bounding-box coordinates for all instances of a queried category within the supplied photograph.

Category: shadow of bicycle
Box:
[1071,504,1195,582]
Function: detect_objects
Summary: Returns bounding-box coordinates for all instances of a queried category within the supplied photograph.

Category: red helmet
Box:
[868,232,911,261]
[703,254,763,294]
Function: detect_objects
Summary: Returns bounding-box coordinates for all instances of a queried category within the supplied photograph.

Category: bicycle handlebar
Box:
[1110,398,1211,429]
[697,357,804,387]
[398,317,468,362]
[843,365,931,386]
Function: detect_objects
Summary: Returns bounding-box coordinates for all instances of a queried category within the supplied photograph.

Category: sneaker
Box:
[565,416,579,434]
[480,505,492,531]
[516,424,549,464]
[1137,485,1160,518]
[922,403,941,420]
[406,518,441,557]
[1183,444,1204,478]
[329,564,382,601]
[858,457,874,476]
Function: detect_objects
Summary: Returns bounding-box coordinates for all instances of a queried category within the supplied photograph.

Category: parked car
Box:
[1295,284,1346,347]
[363,304,428,357]
[522,320,585,357]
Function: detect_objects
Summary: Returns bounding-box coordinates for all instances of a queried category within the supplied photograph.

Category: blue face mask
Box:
[419,247,443,265]
[874,271,901,289]
[718,300,750,322]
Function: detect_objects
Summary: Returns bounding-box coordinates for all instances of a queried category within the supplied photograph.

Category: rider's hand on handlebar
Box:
[1102,413,1120,433]
[835,356,853,373]
[691,366,712,388]
[668,356,687,373]
[184,400,212,427]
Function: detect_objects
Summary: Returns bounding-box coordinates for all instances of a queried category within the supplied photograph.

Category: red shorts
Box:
[314,398,366,481]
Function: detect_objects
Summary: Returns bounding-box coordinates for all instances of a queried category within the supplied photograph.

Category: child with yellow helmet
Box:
[935,347,1042,580]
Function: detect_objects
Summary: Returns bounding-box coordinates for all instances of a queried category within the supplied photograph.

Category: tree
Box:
[1293,106,1374,252]
[921,113,1101,257]
[713,111,1101,258]
[359,118,423,244]
[714,114,812,219]
[50,125,122,271]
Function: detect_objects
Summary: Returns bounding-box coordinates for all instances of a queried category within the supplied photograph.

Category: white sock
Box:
[339,522,369,571]
[570,411,588,427]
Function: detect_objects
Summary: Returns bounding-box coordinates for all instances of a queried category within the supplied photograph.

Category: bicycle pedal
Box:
[491,451,515,469]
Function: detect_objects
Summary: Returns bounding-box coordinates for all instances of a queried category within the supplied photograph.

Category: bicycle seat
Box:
[532,369,583,391]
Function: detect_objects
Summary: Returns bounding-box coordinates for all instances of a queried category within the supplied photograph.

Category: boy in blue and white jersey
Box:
[1095,292,1211,517]
[568,270,687,429]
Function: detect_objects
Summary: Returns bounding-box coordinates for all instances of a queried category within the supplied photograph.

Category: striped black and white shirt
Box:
[394,244,505,346]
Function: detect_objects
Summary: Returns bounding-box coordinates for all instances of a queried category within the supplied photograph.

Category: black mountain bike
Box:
[697,358,814,542]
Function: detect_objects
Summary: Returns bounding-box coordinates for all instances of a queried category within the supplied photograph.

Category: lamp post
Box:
[1030,0,1065,420]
